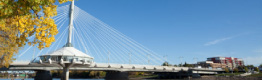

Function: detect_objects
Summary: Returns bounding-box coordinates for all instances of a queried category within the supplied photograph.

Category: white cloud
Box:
[204,37,233,46]
[243,56,262,66]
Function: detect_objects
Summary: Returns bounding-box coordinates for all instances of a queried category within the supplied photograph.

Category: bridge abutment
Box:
[34,70,52,80]
[105,71,128,80]
[157,71,191,79]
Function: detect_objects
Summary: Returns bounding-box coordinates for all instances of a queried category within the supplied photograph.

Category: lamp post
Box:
[163,55,168,66]
[129,52,131,65]
[108,51,110,65]
[193,58,198,67]
[179,56,184,67]
[147,54,150,65]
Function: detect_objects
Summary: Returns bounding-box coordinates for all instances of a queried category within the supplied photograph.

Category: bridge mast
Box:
[63,1,74,80]
[65,0,74,47]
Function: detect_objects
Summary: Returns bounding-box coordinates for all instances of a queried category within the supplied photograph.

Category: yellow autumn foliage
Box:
[0,0,73,68]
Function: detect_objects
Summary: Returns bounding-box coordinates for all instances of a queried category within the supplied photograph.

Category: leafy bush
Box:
[225,67,229,73]
[234,68,238,73]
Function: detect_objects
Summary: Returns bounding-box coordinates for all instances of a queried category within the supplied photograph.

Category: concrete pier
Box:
[105,71,128,80]
[34,70,52,80]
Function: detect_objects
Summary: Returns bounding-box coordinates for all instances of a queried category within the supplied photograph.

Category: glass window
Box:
[58,56,62,61]
[63,56,68,61]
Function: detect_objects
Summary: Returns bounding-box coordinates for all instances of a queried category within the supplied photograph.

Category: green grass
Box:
[216,72,244,76]
[248,72,262,77]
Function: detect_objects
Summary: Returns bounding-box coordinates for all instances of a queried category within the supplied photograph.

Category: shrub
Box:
[254,67,260,72]
[244,67,248,72]
[234,68,239,73]
[225,67,229,73]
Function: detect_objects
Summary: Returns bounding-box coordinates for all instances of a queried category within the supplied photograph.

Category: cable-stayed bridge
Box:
[2,1,223,80]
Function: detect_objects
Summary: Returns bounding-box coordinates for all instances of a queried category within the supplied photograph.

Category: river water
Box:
[0,78,105,80]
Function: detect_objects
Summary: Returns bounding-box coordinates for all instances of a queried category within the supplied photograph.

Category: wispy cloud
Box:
[204,37,233,46]
[204,32,251,46]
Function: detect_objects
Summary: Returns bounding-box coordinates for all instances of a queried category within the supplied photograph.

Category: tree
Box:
[233,68,238,73]
[178,64,182,67]
[244,67,248,72]
[162,61,169,66]
[254,67,260,72]
[183,62,193,67]
[225,67,229,73]
[0,0,72,67]
[183,62,187,67]
[246,65,254,68]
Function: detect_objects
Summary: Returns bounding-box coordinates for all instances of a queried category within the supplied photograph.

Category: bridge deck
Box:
[4,62,223,74]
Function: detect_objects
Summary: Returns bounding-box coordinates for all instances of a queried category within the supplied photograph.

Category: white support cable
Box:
[74,20,102,61]
[91,22,146,64]
[55,5,69,18]
[25,5,166,65]
[27,6,69,43]
[54,10,69,19]
[75,13,124,63]
[54,14,69,30]
[56,5,69,12]
[17,46,33,58]
[78,18,132,64]
[73,25,89,56]
[101,24,164,64]
[72,26,84,52]
[53,12,68,21]
[90,19,148,64]
[36,49,44,58]
[94,16,162,64]
[74,27,83,53]
[73,8,146,64]
[74,7,127,62]
[75,18,119,62]
[73,10,91,54]
[53,11,69,22]
[77,12,143,63]
[54,26,69,50]
[73,27,91,58]
[72,6,84,52]
[44,17,69,54]
[37,18,67,56]
[74,6,150,64]
[73,8,92,57]
[18,6,69,60]
[57,7,69,12]
[91,21,151,63]
[73,13,105,61]
[76,21,95,57]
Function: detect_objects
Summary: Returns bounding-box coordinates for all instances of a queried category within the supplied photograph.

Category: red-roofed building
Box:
[198,57,244,69]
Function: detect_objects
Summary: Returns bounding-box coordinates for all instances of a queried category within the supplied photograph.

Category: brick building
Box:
[198,57,244,69]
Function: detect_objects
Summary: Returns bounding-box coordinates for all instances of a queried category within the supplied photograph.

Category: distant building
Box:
[197,57,244,69]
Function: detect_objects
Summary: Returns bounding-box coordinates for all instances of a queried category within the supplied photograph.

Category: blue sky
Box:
[17,0,262,66]
[70,0,262,66]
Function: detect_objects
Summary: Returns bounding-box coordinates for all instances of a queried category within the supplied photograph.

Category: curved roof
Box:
[41,47,93,58]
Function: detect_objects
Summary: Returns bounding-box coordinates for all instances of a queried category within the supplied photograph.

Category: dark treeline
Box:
[51,70,106,78]
[51,70,154,78]
[162,61,194,67]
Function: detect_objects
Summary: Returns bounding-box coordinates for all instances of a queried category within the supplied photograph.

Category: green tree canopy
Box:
[225,67,229,73]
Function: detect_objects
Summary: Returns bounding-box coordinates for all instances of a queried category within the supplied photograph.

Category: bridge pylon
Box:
[30,0,94,80]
